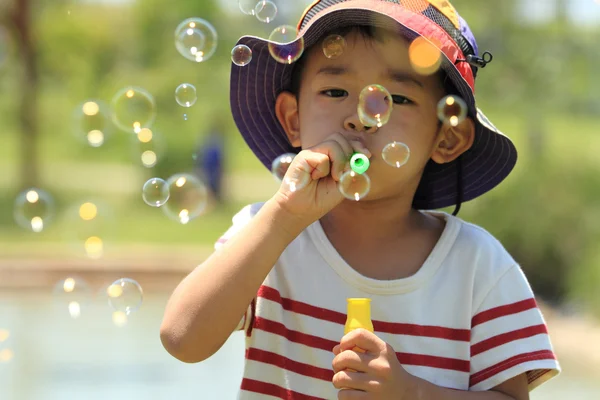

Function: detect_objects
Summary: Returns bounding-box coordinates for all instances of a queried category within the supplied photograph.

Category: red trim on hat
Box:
[297,0,475,93]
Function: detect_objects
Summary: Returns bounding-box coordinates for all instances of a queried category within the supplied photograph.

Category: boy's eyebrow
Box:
[315,66,424,88]
[387,69,424,88]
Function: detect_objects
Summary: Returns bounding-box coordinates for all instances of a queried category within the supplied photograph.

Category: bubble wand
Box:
[350,152,370,175]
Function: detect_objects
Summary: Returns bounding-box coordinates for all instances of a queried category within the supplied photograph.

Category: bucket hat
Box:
[229,0,517,209]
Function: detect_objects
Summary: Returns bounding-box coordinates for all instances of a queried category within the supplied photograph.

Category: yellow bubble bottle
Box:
[343,298,374,375]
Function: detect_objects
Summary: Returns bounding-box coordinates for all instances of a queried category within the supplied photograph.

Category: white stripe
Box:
[403,364,468,391]
[471,308,543,346]
[471,335,554,373]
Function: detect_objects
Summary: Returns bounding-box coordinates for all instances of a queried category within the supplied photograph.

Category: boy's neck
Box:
[320,196,428,243]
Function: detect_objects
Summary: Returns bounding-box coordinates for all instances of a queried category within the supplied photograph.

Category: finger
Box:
[332,370,373,392]
[348,140,372,158]
[298,150,332,181]
[332,349,374,373]
[328,132,355,159]
[332,344,341,355]
[309,140,348,182]
[340,329,386,354]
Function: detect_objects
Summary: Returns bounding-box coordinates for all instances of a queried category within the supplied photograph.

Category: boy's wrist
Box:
[263,197,312,240]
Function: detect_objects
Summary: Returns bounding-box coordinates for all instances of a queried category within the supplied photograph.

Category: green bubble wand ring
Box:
[350,152,370,175]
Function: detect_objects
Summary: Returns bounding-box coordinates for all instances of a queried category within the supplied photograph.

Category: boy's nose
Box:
[344,115,378,134]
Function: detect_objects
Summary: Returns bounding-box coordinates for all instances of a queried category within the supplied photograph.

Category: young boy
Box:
[160,1,560,398]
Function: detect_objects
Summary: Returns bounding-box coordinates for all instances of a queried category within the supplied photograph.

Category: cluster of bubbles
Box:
[142,174,208,224]
[238,0,278,23]
[53,276,144,323]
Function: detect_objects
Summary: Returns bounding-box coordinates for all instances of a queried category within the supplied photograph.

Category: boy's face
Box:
[277,29,473,201]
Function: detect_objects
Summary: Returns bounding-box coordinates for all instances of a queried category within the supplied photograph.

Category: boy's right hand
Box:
[271,132,371,227]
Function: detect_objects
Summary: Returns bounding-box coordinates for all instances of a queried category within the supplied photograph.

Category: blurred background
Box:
[0,0,599,399]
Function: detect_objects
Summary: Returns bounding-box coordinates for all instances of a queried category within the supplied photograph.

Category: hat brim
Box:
[229,2,517,209]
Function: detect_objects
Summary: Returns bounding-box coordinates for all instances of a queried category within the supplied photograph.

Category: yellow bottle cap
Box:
[344,298,374,334]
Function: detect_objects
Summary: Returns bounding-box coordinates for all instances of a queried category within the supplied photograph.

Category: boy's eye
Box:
[391,95,413,105]
[322,89,348,98]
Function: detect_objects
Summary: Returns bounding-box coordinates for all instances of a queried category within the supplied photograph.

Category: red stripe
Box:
[471,324,549,357]
[397,352,470,373]
[241,378,325,400]
[471,299,537,328]
[255,316,338,352]
[253,317,469,373]
[469,350,557,387]
[247,348,334,381]
[258,285,469,341]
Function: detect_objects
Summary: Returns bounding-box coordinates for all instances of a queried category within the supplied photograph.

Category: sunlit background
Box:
[0,0,599,399]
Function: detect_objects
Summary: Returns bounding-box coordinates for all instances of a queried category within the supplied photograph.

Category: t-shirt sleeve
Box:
[214,203,263,333]
[469,265,560,391]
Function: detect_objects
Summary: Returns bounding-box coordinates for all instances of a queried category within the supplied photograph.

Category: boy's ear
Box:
[275,91,301,147]
[430,117,475,164]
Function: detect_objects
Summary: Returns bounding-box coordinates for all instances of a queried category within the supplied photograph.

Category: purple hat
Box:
[229,0,517,210]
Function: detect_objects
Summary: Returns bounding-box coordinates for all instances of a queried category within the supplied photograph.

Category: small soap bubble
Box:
[408,36,442,76]
[162,173,208,224]
[255,0,277,23]
[142,178,169,207]
[52,277,92,319]
[339,171,371,201]
[174,18,218,63]
[271,153,309,193]
[358,84,393,128]
[322,34,346,59]
[238,0,258,15]
[111,87,156,134]
[382,142,410,168]
[268,25,304,64]
[73,100,112,147]
[437,95,468,127]
[231,44,252,66]
[107,278,143,315]
[13,188,54,233]
[175,83,197,107]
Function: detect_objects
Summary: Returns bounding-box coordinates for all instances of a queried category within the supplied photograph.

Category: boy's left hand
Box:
[332,329,417,399]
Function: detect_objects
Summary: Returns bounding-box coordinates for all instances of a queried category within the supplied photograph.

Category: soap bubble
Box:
[408,36,442,76]
[106,278,143,315]
[382,142,410,168]
[13,188,54,233]
[132,128,166,168]
[437,95,468,127]
[268,25,304,64]
[52,277,92,319]
[175,83,197,107]
[271,153,309,193]
[174,18,218,63]
[339,171,371,201]
[322,34,346,59]
[162,173,208,224]
[255,0,277,23]
[73,100,112,147]
[239,0,258,15]
[358,84,393,128]
[231,44,252,66]
[142,178,169,207]
[111,87,156,134]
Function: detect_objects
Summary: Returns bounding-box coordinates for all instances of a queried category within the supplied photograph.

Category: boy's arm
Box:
[159,199,306,363]
[414,373,528,400]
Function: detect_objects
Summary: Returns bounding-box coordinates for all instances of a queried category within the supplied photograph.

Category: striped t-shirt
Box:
[214,203,560,399]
